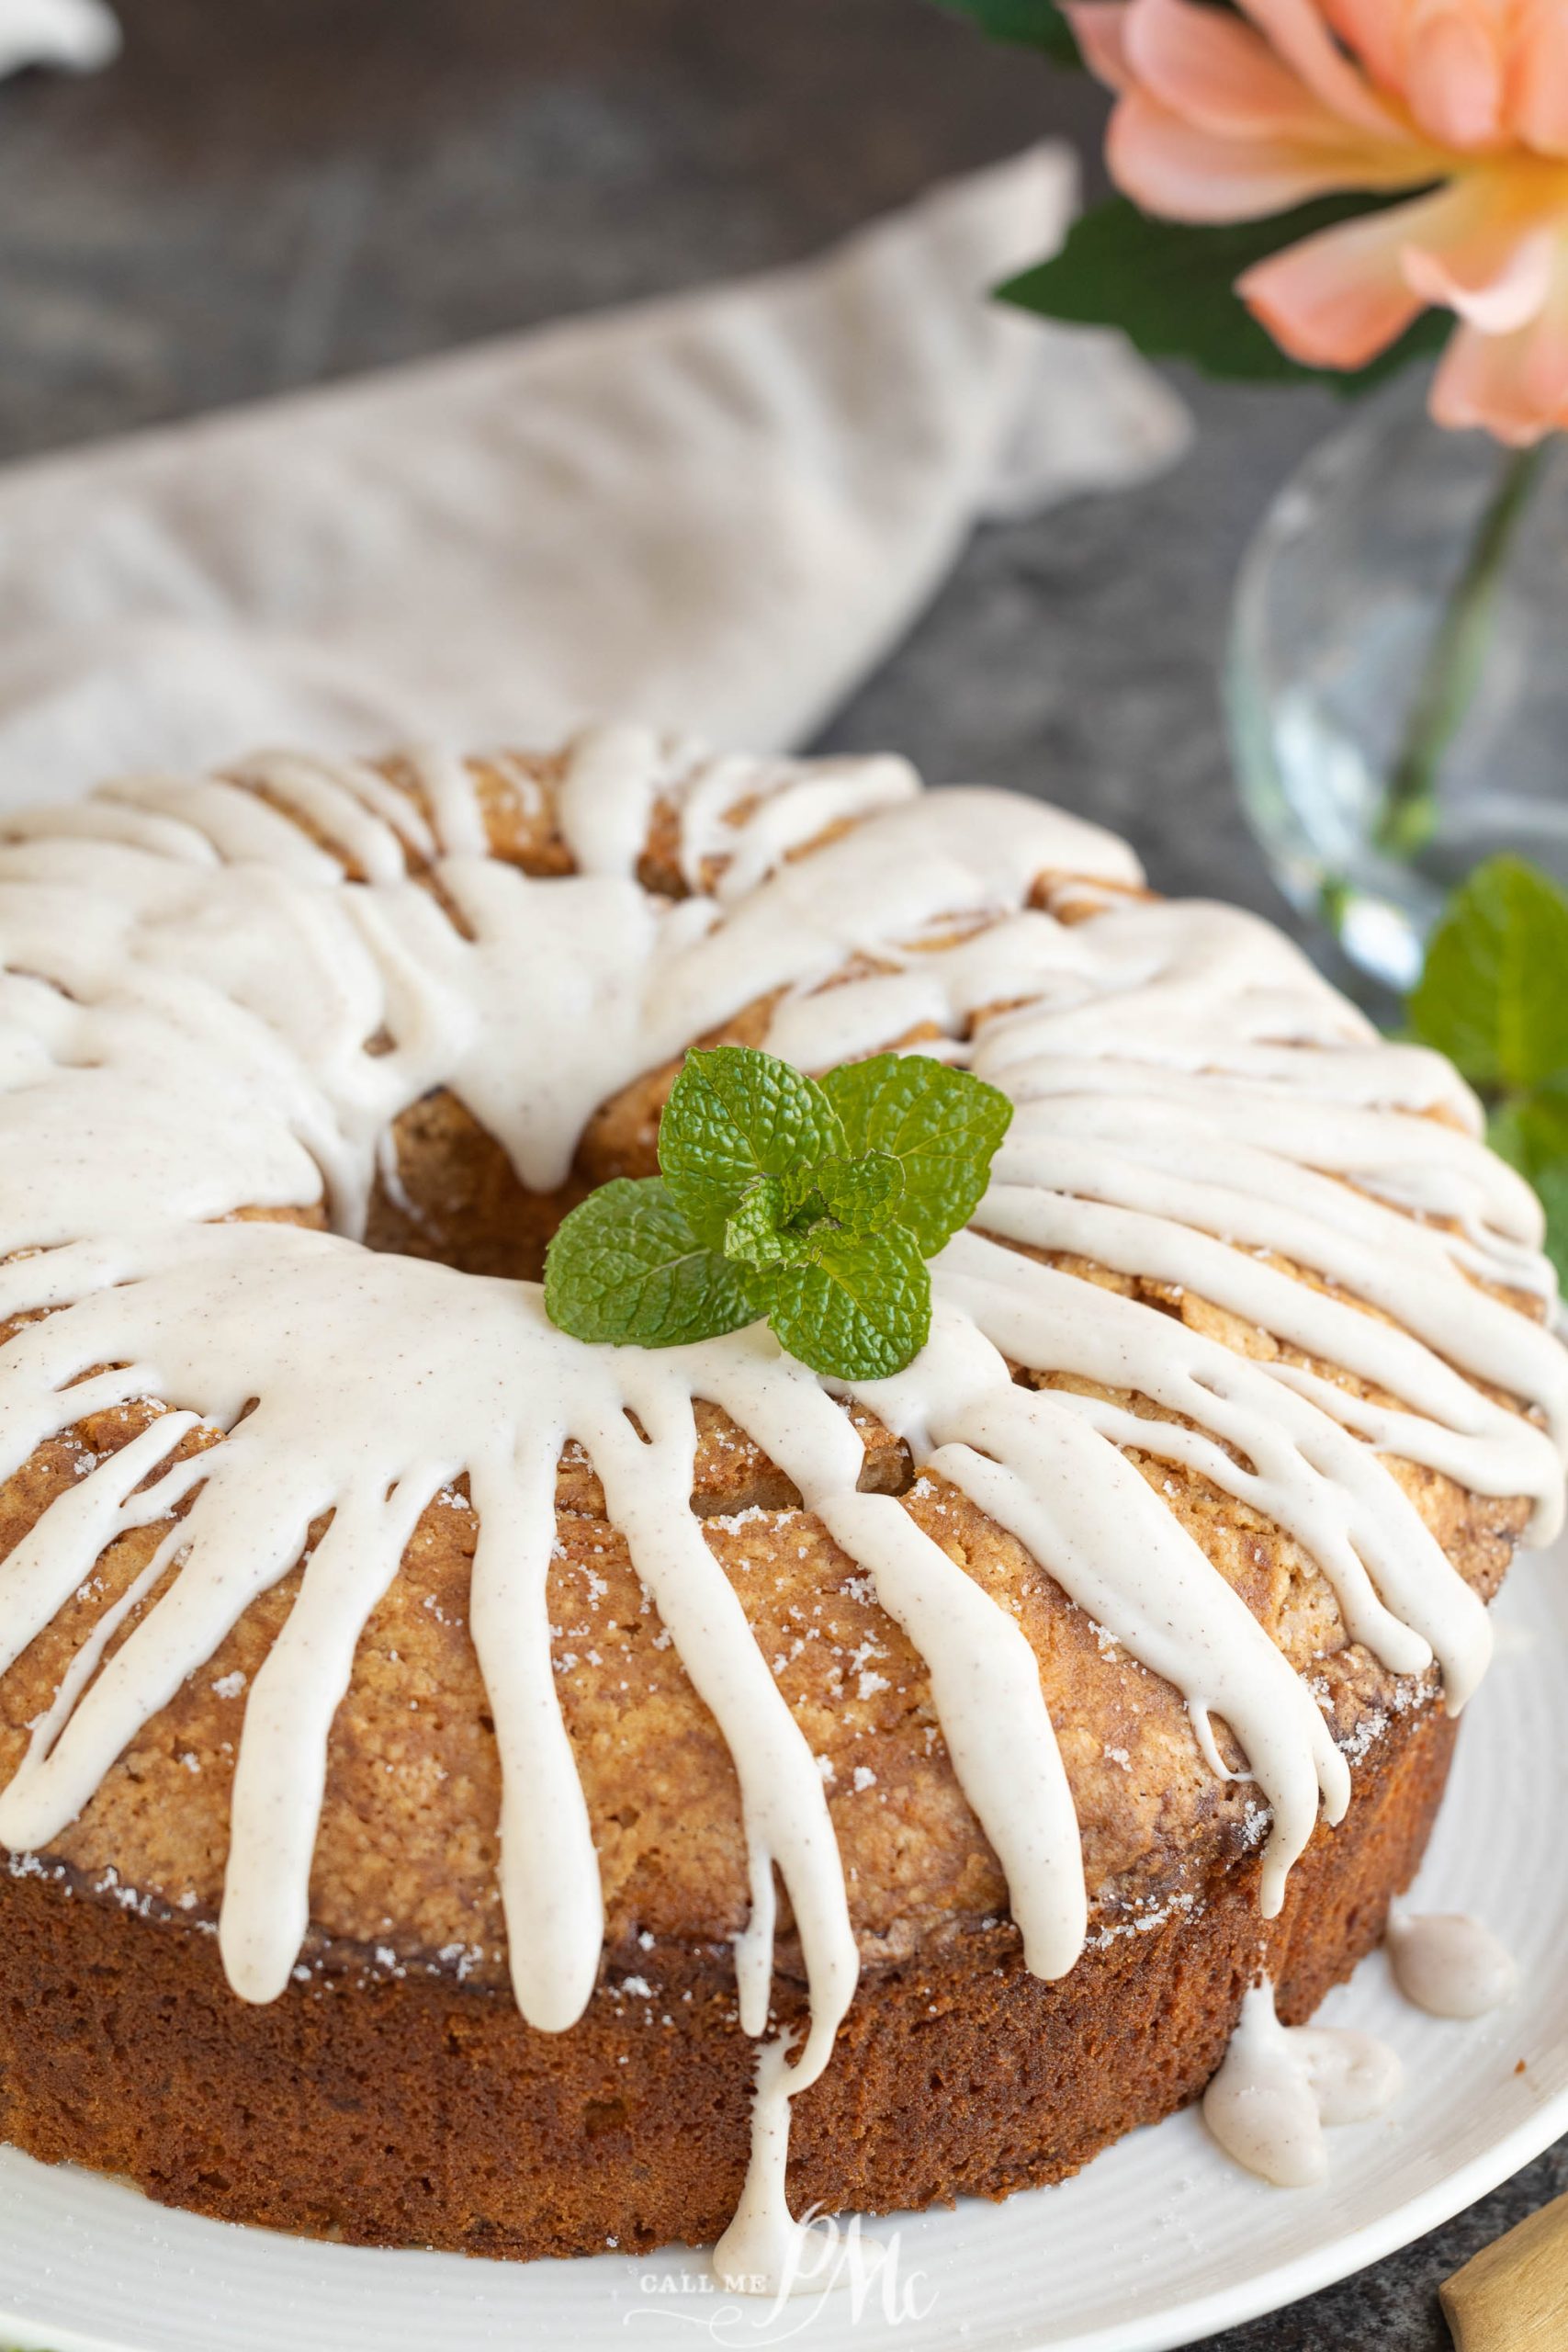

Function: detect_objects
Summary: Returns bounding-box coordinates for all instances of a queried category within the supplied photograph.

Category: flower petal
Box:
[1401,0,1507,151]
[1235,0,1420,142]
[1108,88,1434,222]
[1064,2,1133,91]
[1238,199,1428,365]
[1122,0,1359,141]
[1321,0,1406,95]
[1507,0,1568,157]
[1519,263,1568,419]
[1399,178,1560,333]
[1429,315,1558,442]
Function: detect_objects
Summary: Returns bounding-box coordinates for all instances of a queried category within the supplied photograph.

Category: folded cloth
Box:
[0,144,1187,808]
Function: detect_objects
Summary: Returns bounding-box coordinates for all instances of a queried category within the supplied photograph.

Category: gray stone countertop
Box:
[0,1,1560,2342]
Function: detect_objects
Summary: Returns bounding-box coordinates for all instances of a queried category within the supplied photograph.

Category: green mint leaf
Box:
[815,1151,904,1235]
[999,196,1448,395]
[724,1152,903,1276]
[1409,855,1568,1092]
[659,1046,847,1246]
[775,1162,830,1222]
[1486,1091,1568,1187]
[544,1177,765,1347]
[724,1176,817,1272]
[932,0,1081,67]
[1487,1090,1568,1290]
[1404,858,1568,1292]
[1527,1156,1568,1294]
[768,1226,932,1382]
[820,1055,1013,1253]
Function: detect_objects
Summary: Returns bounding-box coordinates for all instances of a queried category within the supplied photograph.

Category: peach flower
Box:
[1066,0,1568,442]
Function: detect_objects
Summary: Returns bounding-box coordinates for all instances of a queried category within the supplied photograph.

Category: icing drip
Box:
[0,737,1562,2283]
[1202,1979,1402,2187]
[714,2036,811,2292]
[839,1302,1351,1919]
[1386,1905,1517,2018]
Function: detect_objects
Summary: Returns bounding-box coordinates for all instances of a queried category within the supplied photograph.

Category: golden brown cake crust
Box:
[0,1698,1456,2257]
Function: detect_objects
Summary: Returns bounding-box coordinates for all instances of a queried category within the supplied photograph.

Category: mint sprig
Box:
[1407,854,1568,1285]
[544,1046,1013,1379]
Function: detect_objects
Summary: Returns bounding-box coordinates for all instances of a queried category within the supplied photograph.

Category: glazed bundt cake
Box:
[0,729,1562,2279]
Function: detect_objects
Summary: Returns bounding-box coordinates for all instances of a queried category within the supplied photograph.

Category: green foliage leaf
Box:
[659,1046,846,1246]
[768,1226,933,1382]
[1409,855,1568,1092]
[544,1178,763,1347]
[821,1054,1014,1252]
[999,195,1450,394]
[932,0,1081,66]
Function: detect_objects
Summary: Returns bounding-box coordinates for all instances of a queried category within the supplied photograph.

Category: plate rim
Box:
[1023,2083,1568,2352]
[4,2092,1564,2352]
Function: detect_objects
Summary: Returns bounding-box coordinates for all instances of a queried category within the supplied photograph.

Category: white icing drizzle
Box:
[228,749,436,879]
[839,1303,1349,1921]
[679,750,920,907]
[1202,1977,1401,2187]
[938,1236,1495,1713]
[0,738,1562,2280]
[400,743,488,857]
[1385,1905,1517,2018]
[555,722,672,879]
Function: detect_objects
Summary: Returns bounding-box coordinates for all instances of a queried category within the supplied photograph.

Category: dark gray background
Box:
[0,3,1561,2343]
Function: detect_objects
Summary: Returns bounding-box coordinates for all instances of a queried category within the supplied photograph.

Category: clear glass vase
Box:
[1226,374,1568,994]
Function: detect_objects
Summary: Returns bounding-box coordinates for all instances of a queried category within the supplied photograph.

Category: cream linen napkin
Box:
[0,144,1188,808]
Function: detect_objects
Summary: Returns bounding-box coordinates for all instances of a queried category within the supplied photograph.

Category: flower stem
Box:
[1375,440,1544,860]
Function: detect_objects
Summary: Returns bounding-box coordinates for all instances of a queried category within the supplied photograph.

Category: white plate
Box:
[3,1541,1566,2352]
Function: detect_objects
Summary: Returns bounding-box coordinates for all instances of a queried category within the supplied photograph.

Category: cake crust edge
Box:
[0,1699,1457,2260]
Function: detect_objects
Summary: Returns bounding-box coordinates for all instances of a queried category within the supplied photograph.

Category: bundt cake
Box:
[0,729,1562,2282]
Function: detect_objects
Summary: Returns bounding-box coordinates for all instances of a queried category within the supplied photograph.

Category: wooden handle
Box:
[1441,2190,1568,2348]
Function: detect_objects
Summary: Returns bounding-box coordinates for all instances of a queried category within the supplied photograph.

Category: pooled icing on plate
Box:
[1201,1978,1403,2188]
[1386,1906,1517,2019]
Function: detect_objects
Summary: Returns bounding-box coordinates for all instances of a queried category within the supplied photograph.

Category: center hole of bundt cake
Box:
[359,1081,643,1283]
[358,986,776,1282]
